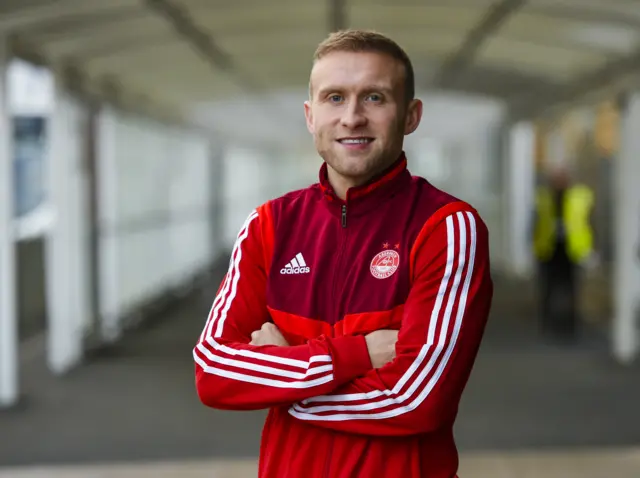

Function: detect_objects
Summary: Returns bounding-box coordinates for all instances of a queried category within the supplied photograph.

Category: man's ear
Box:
[304,100,315,134]
[404,98,423,135]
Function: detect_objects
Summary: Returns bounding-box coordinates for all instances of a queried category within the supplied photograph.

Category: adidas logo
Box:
[280,253,310,275]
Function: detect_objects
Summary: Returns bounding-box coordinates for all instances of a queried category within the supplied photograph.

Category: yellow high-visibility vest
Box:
[533,185,594,263]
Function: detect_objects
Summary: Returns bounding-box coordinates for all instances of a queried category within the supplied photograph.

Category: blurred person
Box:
[532,165,595,340]
[193,30,493,478]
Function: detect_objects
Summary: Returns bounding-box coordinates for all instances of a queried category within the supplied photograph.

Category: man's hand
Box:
[365,329,399,368]
[250,322,289,346]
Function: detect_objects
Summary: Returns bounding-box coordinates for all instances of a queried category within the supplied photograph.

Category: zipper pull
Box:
[341,204,347,228]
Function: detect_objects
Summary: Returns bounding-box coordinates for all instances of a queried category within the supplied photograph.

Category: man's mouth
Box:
[337,137,374,144]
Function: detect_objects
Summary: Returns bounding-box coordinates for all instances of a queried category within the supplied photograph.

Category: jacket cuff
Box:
[330,335,372,384]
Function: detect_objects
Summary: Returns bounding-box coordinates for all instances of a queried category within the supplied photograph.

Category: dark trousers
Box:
[537,243,579,339]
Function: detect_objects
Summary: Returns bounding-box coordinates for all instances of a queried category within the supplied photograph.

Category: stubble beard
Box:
[316,136,404,184]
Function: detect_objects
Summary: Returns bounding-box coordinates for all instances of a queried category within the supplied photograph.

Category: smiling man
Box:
[193,30,493,478]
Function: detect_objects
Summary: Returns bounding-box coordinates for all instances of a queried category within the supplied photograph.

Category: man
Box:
[532,166,595,340]
[193,30,493,478]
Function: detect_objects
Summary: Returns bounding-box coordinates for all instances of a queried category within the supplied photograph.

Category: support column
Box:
[44,79,84,373]
[95,107,121,343]
[208,139,225,265]
[86,101,101,338]
[0,39,18,407]
[612,93,640,364]
[504,121,535,277]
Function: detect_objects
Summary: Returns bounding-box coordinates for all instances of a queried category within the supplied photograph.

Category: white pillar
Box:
[44,80,84,373]
[612,92,640,364]
[505,121,535,277]
[95,107,121,343]
[0,39,18,407]
[209,140,225,261]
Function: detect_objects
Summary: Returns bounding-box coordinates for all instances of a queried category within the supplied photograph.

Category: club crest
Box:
[370,250,400,279]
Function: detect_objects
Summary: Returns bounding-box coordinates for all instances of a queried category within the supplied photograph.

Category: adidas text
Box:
[280,266,310,274]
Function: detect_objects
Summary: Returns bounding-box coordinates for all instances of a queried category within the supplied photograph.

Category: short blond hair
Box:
[312,29,415,103]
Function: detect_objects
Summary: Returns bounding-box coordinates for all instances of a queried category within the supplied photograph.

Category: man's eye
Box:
[367,94,382,101]
[329,95,343,102]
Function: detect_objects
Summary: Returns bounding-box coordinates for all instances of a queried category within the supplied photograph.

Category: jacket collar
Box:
[318,152,411,217]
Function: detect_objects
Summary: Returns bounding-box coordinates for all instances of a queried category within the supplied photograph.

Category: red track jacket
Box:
[194,154,493,477]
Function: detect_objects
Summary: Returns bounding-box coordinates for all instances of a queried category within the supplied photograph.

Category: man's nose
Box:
[340,101,367,129]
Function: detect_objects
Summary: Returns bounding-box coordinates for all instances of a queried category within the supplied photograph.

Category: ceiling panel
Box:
[350,0,496,8]
[384,30,467,58]
[81,40,205,75]
[0,0,140,33]
[37,18,174,60]
[528,0,640,20]
[216,28,328,57]
[476,34,610,82]
[31,12,165,43]
[349,4,489,32]
[183,2,327,37]
[501,11,640,55]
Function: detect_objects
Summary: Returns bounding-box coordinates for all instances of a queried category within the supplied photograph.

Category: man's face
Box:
[304,51,422,186]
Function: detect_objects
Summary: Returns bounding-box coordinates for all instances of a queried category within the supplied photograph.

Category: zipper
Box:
[332,203,349,314]
[324,203,347,477]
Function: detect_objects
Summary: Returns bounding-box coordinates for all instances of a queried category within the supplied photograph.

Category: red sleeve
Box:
[193,207,372,411]
[288,207,493,436]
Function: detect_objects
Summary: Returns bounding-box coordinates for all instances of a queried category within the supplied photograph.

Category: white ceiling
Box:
[2,0,640,125]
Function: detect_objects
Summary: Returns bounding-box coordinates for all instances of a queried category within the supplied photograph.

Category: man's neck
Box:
[326,157,401,201]
[326,168,369,201]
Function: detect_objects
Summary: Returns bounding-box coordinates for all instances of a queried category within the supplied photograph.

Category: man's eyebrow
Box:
[364,86,394,94]
[316,85,394,96]
[316,86,342,97]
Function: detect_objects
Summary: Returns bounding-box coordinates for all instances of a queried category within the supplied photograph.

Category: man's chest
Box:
[265,210,417,344]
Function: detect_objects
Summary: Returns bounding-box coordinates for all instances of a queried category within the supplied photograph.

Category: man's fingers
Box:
[249,323,288,346]
[250,330,260,345]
